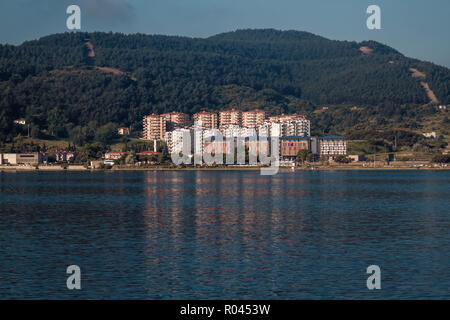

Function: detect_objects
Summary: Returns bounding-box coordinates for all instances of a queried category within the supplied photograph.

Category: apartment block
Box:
[203,140,269,159]
[220,124,257,139]
[295,119,311,137]
[257,122,271,138]
[319,136,347,156]
[219,109,243,127]
[192,127,220,161]
[269,113,306,122]
[143,114,166,140]
[280,136,310,160]
[193,111,218,129]
[165,128,194,155]
[269,122,284,137]
[269,114,310,137]
[162,112,190,130]
[242,109,267,127]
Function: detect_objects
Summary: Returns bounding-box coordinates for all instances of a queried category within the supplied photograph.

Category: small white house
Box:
[13,118,26,125]
[423,132,437,138]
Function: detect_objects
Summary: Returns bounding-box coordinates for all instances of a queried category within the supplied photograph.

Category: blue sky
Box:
[1,0,449,67]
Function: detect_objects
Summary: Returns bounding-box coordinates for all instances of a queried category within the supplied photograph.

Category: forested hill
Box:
[0,29,449,143]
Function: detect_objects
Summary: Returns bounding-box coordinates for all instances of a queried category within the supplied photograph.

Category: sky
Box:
[0,0,449,68]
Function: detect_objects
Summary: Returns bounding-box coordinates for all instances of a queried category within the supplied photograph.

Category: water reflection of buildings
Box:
[141,170,314,252]
[140,171,312,295]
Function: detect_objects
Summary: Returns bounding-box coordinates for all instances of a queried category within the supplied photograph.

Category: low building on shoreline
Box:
[104,152,126,161]
[280,136,310,160]
[55,151,76,163]
[0,152,48,165]
[348,155,365,162]
[317,136,347,157]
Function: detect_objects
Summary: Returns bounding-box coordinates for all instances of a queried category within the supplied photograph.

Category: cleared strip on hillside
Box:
[409,68,439,104]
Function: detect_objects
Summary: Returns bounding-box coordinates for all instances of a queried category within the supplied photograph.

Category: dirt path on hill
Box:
[409,68,439,104]
[420,81,439,104]
[85,41,95,57]
[96,66,137,81]
[83,41,136,80]
[409,68,426,78]
[359,46,373,54]
[96,66,124,75]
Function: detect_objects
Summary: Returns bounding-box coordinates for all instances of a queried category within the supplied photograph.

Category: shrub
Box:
[431,154,450,163]
[334,155,351,163]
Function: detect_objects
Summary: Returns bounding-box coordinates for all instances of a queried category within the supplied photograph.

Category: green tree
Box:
[431,154,450,163]
[94,123,118,144]
[125,151,136,164]
[334,155,351,163]
[296,149,312,164]
[30,125,41,138]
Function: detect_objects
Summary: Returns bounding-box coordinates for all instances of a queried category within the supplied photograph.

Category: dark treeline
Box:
[0,29,449,143]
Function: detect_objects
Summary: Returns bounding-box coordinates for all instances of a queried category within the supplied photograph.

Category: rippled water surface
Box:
[0,170,449,299]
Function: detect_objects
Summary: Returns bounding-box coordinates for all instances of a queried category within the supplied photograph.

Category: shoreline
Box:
[1,165,449,172]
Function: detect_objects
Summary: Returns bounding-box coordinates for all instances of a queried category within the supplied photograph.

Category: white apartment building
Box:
[257,122,271,138]
[268,114,311,137]
[265,121,305,137]
[165,128,194,155]
[194,125,218,158]
[294,119,311,136]
[220,125,257,139]
[269,122,283,137]
[319,136,347,155]
[283,120,310,137]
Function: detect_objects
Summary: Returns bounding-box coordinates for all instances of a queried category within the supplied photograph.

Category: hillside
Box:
[0,29,449,149]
